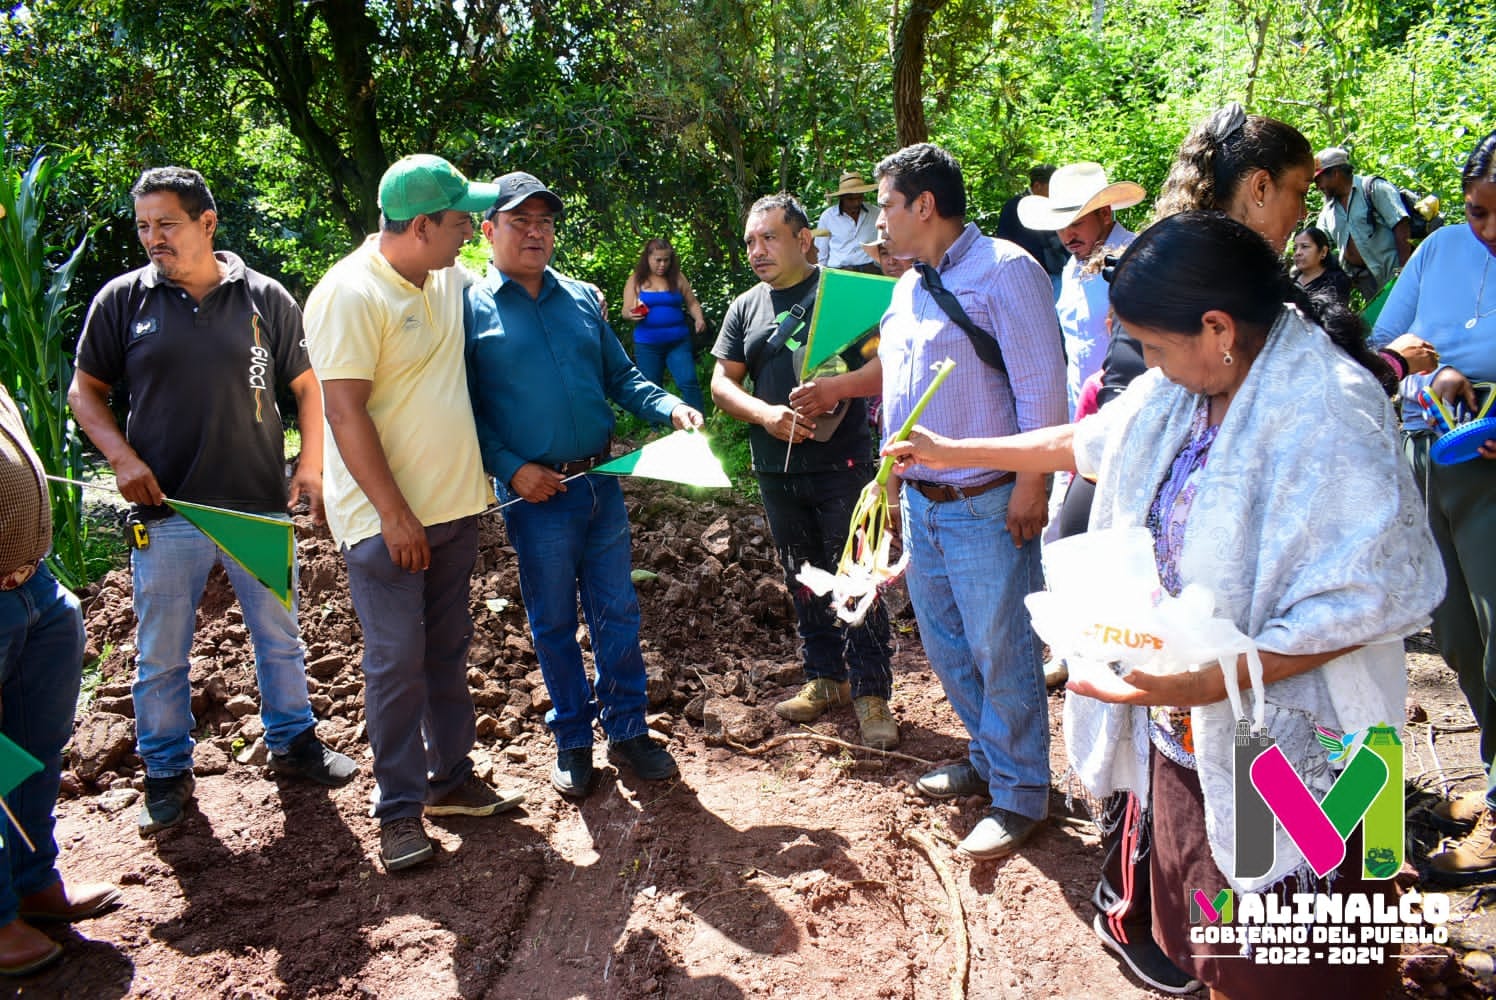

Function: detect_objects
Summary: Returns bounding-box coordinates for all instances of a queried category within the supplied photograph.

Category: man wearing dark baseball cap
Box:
[304,153,526,873]
[483,171,565,217]
[466,170,703,799]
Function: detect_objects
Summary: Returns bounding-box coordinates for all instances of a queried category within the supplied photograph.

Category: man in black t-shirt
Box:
[710,193,896,749]
[70,167,355,839]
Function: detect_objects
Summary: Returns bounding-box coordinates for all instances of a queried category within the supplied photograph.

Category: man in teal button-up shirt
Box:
[465,172,702,799]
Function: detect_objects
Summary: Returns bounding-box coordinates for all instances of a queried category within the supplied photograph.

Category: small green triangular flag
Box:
[1361,277,1395,327]
[799,268,898,380]
[166,500,295,610]
[593,431,731,488]
[0,733,42,798]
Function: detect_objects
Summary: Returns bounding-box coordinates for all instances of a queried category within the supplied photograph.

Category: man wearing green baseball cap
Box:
[305,154,524,873]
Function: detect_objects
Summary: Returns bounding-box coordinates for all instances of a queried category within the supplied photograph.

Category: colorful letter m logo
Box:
[1233,723,1403,881]
[1188,888,1234,925]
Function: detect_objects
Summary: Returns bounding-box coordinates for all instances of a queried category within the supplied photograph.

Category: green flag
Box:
[1361,277,1395,326]
[167,500,295,610]
[0,732,41,798]
[799,268,898,380]
[593,431,731,488]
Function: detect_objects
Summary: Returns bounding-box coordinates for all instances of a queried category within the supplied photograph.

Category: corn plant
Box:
[0,146,99,589]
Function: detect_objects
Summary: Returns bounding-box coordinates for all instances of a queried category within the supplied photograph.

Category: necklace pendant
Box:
[1468,317,1480,329]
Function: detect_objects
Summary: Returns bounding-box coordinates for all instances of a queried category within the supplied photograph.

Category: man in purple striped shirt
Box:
[874,143,1067,860]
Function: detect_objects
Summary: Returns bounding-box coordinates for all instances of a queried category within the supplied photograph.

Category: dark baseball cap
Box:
[485,172,565,219]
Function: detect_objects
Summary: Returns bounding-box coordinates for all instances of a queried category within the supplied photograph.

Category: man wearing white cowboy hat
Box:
[814,170,881,272]
[1018,162,1144,417]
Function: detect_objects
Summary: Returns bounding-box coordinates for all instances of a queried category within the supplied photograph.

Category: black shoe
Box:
[1092,913,1201,995]
[380,816,434,872]
[551,747,596,798]
[607,734,679,781]
[138,772,196,838]
[268,727,358,787]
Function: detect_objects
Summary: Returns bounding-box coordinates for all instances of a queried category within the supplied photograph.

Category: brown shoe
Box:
[1429,807,1496,885]
[1430,790,1487,834]
[18,880,121,923]
[854,696,900,750]
[0,918,61,976]
[774,678,851,723]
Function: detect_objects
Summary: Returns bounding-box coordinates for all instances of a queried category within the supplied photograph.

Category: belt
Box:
[0,560,40,592]
[909,472,1016,503]
[552,451,610,476]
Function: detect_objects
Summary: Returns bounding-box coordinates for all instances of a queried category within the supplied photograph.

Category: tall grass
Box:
[0,146,100,589]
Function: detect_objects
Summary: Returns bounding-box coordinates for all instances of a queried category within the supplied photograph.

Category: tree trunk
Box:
[892,0,950,147]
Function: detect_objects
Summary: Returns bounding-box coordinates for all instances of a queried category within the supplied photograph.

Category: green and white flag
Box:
[593,431,731,488]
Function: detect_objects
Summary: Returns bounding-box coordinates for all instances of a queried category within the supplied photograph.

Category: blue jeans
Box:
[131,513,316,776]
[0,565,84,924]
[901,482,1050,820]
[633,338,703,412]
[500,475,649,750]
[757,465,892,699]
[344,517,478,822]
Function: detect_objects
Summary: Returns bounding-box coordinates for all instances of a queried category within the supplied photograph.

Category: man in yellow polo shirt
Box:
[304,154,524,873]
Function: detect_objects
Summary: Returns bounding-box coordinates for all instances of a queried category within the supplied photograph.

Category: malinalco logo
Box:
[1232,722,1403,880]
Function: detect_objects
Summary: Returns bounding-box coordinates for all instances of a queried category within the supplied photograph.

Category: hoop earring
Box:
[1223,350,1234,366]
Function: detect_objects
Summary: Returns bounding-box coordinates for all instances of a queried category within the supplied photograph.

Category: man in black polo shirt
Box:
[710,193,896,749]
[70,167,355,839]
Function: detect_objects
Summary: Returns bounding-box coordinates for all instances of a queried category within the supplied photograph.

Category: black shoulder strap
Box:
[915,262,1007,375]
[746,278,819,381]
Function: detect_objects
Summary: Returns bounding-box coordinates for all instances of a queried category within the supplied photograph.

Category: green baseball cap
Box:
[378,154,502,221]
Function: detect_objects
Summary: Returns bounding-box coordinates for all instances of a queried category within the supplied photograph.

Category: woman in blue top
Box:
[622,238,707,411]
[1372,128,1496,883]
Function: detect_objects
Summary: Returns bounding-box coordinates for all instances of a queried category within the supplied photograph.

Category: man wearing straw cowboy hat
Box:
[71,166,357,842]
[1017,161,1145,417]
[0,385,120,975]
[814,170,882,273]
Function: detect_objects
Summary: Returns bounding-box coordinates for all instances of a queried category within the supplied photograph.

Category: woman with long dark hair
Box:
[887,212,1444,1000]
[1373,128,1496,882]
[622,238,707,410]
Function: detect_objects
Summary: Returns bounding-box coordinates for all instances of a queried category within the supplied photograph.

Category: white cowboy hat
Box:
[1016,162,1145,231]
[826,171,878,201]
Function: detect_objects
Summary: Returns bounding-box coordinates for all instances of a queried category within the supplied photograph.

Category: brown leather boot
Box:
[1429,807,1496,885]
[0,918,61,976]
[19,880,121,923]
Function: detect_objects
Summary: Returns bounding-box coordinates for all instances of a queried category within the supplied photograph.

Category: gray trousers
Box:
[344,516,479,822]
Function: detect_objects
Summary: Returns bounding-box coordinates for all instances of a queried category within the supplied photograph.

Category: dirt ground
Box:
[12,477,1496,999]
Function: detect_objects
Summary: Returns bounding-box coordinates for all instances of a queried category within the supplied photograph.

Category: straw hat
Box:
[826,170,878,201]
[1017,162,1144,231]
[860,235,888,257]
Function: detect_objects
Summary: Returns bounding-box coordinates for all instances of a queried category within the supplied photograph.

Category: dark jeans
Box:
[499,475,650,750]
[344,517,479,822]
[0,566,84,925]
[756,464,892,699]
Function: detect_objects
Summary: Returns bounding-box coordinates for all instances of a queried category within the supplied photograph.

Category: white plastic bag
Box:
[1027,527,1265,730]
